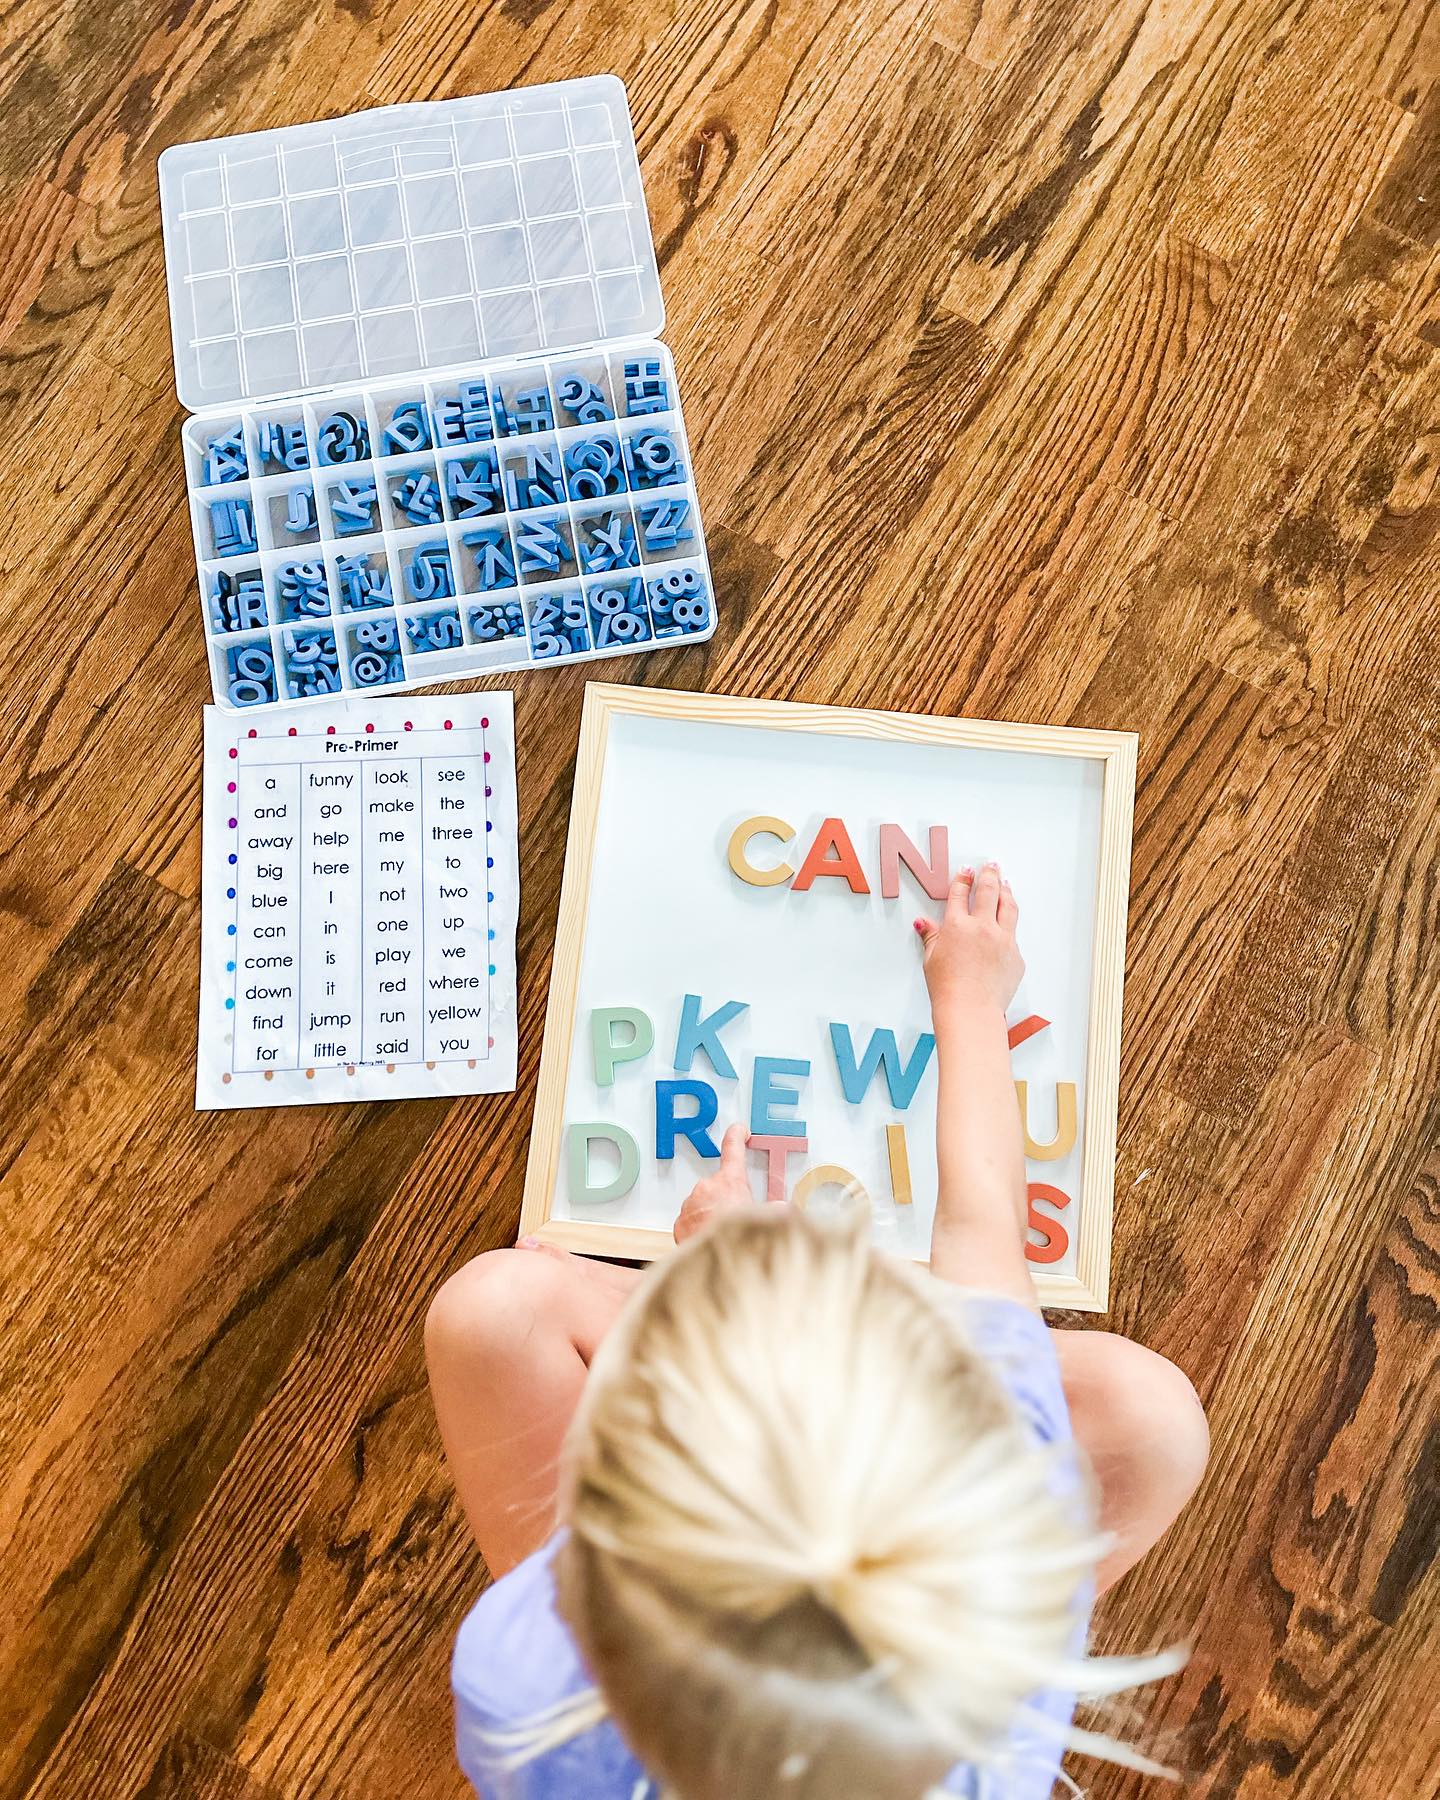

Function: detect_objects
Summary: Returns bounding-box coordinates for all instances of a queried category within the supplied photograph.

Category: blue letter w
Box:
[828,1023,935,1110]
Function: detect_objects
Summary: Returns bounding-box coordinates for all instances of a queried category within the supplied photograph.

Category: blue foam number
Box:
[587,576,649,649]
[529,588,588,657]
[648,568,709,635]
[280,625,340,697]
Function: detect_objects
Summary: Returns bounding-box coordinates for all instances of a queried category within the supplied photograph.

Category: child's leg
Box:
[428,1247,1207,1594]
[426,1246,641,1578]
[1052,1330,1210,1593]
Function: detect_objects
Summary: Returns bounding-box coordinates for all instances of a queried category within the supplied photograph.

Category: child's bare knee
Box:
[1063,1333,1209,1487]
[1117,1340,1210,1493]
[1157,1354,1209,1489]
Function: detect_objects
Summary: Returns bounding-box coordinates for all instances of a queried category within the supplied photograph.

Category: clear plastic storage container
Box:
[159,76,715,709]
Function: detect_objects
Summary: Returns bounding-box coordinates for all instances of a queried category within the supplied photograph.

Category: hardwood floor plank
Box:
[139,1733,282,1800]
[3,3,1438,1796]
[1370,84,1440,246]
[1083,1025,1440,1796]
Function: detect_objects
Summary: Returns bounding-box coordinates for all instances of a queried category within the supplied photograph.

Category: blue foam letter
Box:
[656,1079,720,1159]
[828,1024,936,1110]
[674,994,748,1080]
[750,1057,811,1138]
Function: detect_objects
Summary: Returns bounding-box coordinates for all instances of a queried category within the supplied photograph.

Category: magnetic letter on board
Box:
[591,1007,653,1086]
[829,1024,935,1109]
[656,1078,721,1159]
[1016,1081,1077,1161]
[749,1134,809,1203]
[1007,1015,1050,1052]
[791,819,870,894]
[885,1123,913,1205]
[1025,1182,1071,1263]
[878,824,949,900]
[727,817,795,887]
[674,994,748,1080]
[750,1057,811,1138]
[566,1122,640,1203]
[792,1165,870,1212]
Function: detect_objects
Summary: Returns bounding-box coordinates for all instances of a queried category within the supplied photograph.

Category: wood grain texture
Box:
[2,1,1438,1795]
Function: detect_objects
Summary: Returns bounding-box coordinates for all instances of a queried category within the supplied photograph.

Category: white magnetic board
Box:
[523,687,1135,1311]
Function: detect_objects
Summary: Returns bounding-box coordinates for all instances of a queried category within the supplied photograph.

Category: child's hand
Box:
[914,862,1024,1016]
[673,1124,754,1244]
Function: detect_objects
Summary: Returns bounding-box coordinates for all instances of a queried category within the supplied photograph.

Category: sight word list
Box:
[196,691,517,1109]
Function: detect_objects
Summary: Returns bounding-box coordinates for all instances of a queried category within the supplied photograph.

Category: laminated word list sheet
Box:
[196,692,518,1108]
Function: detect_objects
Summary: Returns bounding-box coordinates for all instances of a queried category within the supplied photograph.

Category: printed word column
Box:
[232,757,302,1072]
[421,748,490,1062]
[361,755,424,1064]
[297,763,363,1067]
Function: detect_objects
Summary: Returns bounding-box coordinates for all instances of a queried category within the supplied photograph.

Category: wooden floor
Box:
[2,1,1438,1795]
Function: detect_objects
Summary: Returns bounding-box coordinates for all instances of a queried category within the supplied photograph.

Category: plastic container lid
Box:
[158,76,663,413]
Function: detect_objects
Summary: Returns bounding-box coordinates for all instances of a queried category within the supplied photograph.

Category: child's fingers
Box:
[943,867,974,924]
[973,861,1001,919]
[998,877,1019,930]
[718,1121,748,1173]
[913,916,938,949]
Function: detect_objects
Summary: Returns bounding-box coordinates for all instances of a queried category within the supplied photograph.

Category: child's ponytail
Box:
[506,1209,1181,1795]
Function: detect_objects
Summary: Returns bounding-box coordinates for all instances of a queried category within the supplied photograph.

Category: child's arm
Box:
[915,862,1036,1307]
[426,1245,640,1575]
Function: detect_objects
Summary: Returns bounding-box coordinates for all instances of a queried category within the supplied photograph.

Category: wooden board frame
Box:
[520,684,1136,1311]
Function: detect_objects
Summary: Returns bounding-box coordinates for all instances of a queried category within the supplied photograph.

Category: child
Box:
[427,862,1209,1797]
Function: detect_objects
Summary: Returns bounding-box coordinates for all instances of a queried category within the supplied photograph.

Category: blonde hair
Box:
[493,1209,1181,1796]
